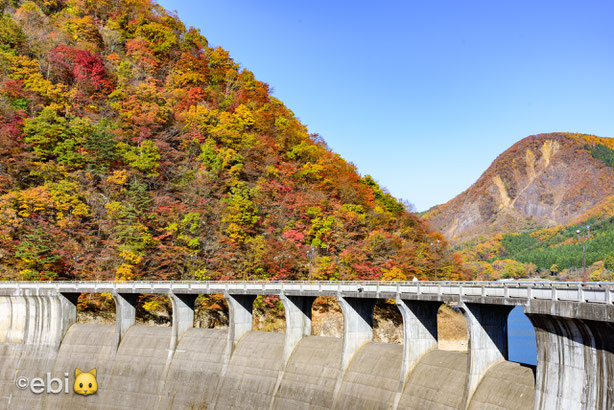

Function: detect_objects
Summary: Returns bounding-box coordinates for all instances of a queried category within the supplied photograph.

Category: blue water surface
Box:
[507,305,537,366]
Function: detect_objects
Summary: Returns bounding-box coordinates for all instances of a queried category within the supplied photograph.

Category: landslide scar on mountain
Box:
[510,141,559,209]
[540,139,560,167]
[525,148,537,180]
[492,175,512,209]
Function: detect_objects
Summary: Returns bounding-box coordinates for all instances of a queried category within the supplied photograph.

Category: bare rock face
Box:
[424,133,614,243]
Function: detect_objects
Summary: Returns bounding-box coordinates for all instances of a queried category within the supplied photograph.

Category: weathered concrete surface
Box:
[525,297,614,323]
[44,324,116,410]
[334,342,403,410]
[158,328,227,409]
[214,331,285,409]
[11,286,609,410]
[0,343,24,407]
[272,336,342,410]
[398,349,535,410]
[583,320,614,410]
[280,294,315,364]
[527,314,614,410]
[6,344,58,409]
[331,296,377,409]
[268,295,316,409]
[398,350,468,410]
[468,361,535,410]
[0,294,77,348]
[0,297,27,406]
[0,295,76,409]
[97,326,172,409]
[0,320,541,410]
[224,293,256,352]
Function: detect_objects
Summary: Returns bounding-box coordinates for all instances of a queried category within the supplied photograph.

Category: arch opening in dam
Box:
[75,293,116,324]
[136,293,172,326]
[311,296,342,337]
[252,295,286,332]
[372,299,404,344]
[0,280,612,409]
[507,305,537,365]
[193,294,229,329]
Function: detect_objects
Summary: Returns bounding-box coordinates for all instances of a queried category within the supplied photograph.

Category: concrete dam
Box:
[0,281,612,409]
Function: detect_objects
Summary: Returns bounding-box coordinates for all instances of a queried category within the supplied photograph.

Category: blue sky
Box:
[158,0,614,211]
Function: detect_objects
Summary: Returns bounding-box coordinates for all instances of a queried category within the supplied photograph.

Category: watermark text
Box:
[15,373,71,394]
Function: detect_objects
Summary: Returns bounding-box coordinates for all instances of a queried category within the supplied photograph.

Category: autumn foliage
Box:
[0,0,464,283]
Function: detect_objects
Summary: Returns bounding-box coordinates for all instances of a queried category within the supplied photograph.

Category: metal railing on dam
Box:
[0,280,612,410]
[1,279,612,312]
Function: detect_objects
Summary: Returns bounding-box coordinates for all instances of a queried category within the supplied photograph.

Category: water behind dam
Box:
[508,305,537,365]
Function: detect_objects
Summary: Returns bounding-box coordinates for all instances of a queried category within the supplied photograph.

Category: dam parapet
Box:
[0,280,612,409]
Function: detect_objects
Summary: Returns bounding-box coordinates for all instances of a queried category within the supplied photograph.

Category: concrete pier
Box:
[268,295,316,409]
[224,293,256,350]
[169,292,197,351]
[56,292,79,348]
[336,296,377,370]
[279,294,315,364]
[461,303,513,408]
[524,296,614,410]
[1,294,80,348]
[527,314,613,410]
[396,298,439,379]
[394,298,440,409]
[113,292,138,348]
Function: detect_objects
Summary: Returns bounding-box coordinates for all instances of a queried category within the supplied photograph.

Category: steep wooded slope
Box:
[0,0,462,281]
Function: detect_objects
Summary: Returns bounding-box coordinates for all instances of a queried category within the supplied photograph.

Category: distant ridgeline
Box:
[0,0,465,286]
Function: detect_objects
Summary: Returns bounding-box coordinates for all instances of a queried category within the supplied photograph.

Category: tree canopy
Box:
[0,0,464,283]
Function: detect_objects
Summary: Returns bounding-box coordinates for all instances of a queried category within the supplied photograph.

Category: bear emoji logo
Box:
[73,368,97,396]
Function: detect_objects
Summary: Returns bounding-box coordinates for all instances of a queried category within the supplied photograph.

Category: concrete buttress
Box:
[337,296,377,370]
[169,292,197,351]
[393,298,440,409]
[8,294,79,348]
[332,295,376,408]
[224,293,257,352]
[113,292,138,348]
[268,294,315,409]
[2,280,613,409]
[461,302,513,409]
[210,293,257,409]
[279,294,315,364]
[56,292,79,349]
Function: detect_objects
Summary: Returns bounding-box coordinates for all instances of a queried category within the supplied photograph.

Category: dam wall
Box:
[0,280,611,409]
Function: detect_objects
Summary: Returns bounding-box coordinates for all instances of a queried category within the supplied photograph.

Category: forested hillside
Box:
[0,0,463,282]
[457,198,614,282]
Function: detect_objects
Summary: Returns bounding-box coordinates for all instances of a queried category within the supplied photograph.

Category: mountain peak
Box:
[424,132,614,242]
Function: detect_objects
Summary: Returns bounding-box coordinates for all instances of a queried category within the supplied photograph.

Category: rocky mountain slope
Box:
[424,133,614,243]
